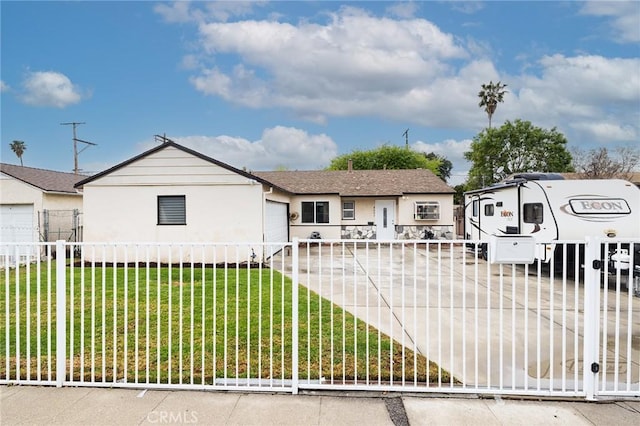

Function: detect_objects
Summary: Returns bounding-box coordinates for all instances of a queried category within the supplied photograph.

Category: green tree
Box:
[478,81,507,129]
[423,152,452,182]
[464,119,574,189]
[453,184,466,205]
[327,144,441,177]
[10,140,27,166]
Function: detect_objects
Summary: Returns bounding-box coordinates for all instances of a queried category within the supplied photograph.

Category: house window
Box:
[342,201,355,220]
[158,195,186,225]
[523,203,543,224]
[414,201,440,220]
[484,204,494,216]
[301,201,329,224]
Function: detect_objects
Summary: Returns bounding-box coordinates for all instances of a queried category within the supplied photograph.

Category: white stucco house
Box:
[75,139,454,260]
[0,163,85,247]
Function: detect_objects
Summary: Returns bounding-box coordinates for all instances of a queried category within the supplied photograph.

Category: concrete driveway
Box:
[276,241,640,394]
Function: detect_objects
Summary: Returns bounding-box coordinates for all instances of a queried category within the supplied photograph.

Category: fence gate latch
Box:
[591,362,600,373]
[592,260,603,270]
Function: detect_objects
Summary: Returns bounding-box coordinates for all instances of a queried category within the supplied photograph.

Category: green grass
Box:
[1,263,453,385]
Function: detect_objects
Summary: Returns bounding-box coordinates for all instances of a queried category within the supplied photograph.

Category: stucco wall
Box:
[42,193,83,210]
[288,193,455,240]
[82,147,266,245]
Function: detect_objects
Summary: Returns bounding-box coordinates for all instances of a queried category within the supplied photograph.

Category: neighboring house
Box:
[0,163,85,246]
[75,140,454,260]
[254,169,455,240]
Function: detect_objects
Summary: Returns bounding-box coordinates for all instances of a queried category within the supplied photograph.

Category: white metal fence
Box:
[1,238,638,401]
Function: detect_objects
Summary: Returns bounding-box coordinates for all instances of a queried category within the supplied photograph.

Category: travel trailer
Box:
[463,173,640,277]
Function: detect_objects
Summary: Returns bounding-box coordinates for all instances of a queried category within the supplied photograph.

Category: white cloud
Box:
[386,1,419,19]
[580,1,640,43]
[160,4,639,152]
[509,54,640,143]
[153,1,202,24]
[19,71,84,108]
[413,138,473,186]
[189,8,468,123]
[154,1,266,24]
[168,126,338,171]
[450,1,484,15]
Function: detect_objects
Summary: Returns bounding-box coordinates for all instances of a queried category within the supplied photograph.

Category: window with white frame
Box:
[301,201,329,224]
[414,201,440,220]
[342,200,355,220]
[158,195,186,225]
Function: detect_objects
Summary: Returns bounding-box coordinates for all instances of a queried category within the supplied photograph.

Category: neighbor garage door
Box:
[264,201,289,257]
[0,204,35,243]
[0,204,36,260]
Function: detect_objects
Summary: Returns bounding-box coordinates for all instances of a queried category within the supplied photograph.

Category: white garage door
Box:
[264,201,289,257]
[1,204,36,260]
[1,204,35,243]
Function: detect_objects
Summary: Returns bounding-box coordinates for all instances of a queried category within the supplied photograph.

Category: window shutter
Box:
[158,196,186,225]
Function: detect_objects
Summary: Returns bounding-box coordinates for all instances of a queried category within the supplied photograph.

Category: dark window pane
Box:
[301,202,314,223]
[158,195,186,225]
[316,202,329,223]
[523,203,543,224]
[484,204,494,216]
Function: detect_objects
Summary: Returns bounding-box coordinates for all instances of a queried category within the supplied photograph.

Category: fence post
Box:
[55,240,66,387]
[582,237,601,401]
[291,238,299,394]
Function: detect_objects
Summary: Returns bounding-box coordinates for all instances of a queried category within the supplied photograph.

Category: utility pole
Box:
[403,128,409,149]
[61,122,96,174]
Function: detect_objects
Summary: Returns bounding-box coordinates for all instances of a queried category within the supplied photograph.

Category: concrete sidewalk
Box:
[1,386,639,425]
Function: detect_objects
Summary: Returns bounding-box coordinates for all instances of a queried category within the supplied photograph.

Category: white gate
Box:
[1,238,638,400]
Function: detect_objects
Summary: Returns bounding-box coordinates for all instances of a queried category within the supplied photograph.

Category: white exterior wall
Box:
[398,194,454,226]
[81,147,266,260]
[342,198,376,224]
[42,193,83,211]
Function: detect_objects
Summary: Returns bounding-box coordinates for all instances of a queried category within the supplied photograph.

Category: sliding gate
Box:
[1,238,638,400]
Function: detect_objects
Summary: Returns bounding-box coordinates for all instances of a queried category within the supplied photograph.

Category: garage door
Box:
[264,201,289,257]
[0,204,36,259]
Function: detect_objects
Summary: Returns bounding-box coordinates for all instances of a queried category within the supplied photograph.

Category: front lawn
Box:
[1,263,453,385]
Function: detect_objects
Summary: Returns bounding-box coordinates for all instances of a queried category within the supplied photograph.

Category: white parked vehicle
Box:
[463,173,640,289]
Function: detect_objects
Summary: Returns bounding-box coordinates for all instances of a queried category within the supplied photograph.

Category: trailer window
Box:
[472,200,479,217]
[523,203,543,224]
[484,204,494,216]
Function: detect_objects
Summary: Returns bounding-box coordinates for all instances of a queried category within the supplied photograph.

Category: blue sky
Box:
[1,1,639,185]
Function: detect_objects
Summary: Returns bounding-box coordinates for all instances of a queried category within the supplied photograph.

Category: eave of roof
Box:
[1,163,85,194]
[253,169,454,196]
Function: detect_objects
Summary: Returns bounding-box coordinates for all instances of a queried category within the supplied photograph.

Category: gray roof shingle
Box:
[253,169,454,196]
[1,163,85,194]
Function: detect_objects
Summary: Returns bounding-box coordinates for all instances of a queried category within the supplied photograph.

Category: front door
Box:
[375,200,396,240]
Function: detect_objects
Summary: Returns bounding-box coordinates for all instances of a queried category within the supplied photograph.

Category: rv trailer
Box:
[463,173,640,280]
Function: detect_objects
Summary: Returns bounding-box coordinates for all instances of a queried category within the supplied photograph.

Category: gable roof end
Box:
[73,139,292,194]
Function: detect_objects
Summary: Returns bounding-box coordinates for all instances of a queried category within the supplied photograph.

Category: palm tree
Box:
[10,140,27,166]
[478,81,507,128]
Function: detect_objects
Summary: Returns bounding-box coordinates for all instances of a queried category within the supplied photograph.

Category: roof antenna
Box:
[61,122,97,174]
[154,133,172,144]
